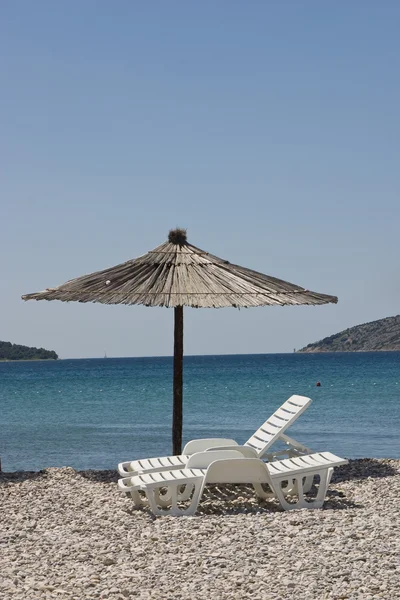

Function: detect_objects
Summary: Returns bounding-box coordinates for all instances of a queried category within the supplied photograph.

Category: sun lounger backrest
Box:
[244,395,312,457]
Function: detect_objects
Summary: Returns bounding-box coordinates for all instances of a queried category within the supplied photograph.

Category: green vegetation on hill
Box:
[0,341,58,361]
[298,315,400,353]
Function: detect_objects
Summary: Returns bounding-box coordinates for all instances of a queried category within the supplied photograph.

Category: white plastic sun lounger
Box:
[118,395,313,477]
[118,449,348,516]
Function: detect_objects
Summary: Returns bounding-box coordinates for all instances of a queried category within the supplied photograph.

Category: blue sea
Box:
[1,353,399,471]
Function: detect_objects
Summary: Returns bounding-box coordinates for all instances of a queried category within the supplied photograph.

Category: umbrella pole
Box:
[173,305,184,455]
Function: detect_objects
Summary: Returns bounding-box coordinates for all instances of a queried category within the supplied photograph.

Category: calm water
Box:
[0,353,399,471]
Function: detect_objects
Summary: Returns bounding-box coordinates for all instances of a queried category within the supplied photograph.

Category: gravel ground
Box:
[1,459,399,600]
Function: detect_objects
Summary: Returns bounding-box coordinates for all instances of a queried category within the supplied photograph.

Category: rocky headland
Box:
[298,315,400,353]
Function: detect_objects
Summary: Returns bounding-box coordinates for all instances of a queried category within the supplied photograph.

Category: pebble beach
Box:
[1,459,399,600]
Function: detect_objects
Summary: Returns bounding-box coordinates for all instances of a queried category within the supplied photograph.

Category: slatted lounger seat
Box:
[118,395,313,477]
[118,449,348,516]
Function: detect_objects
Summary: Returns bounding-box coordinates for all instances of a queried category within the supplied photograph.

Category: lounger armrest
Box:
[182,438,238,455]
[205,445,258,458]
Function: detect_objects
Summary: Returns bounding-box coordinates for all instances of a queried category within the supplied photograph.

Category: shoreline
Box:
[0,358,58,363]
[1,455,400,475]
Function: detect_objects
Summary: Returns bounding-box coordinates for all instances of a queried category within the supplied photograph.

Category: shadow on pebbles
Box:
[0,458,399,599]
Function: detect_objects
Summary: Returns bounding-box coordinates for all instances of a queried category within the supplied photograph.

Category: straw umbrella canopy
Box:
[22,228,338,454]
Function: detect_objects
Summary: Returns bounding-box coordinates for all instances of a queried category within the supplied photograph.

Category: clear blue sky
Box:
[1,1,399,358]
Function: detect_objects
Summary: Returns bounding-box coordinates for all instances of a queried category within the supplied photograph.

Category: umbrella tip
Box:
[168,228,187,245]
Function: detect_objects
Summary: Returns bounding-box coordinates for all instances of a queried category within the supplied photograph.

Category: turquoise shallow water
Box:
[0,352,399,471]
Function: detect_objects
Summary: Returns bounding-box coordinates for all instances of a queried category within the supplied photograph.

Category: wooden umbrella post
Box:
[172,306,184,455]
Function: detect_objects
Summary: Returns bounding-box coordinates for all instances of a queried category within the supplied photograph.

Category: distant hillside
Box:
[298,315,400,353]
[0,341,58,361]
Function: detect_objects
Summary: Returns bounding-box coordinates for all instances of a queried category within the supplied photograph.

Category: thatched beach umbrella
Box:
[22,228,337,454]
